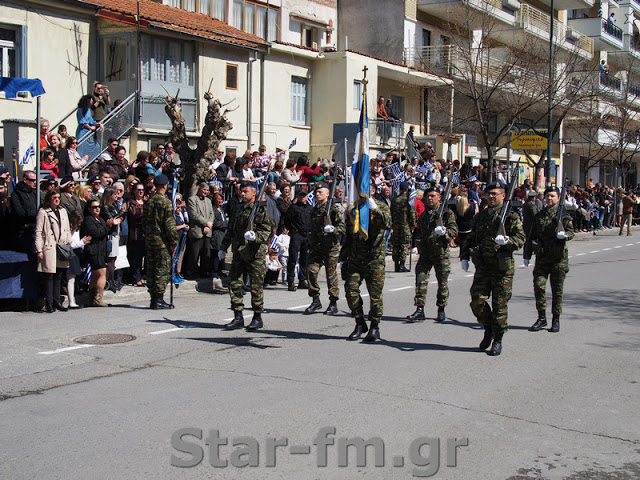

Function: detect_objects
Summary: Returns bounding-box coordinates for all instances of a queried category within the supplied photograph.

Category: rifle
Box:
[496,163,520,238]
[247,170,272,233]
[436,172,454,227]
[323,175,339,227]
[555,180,567,235]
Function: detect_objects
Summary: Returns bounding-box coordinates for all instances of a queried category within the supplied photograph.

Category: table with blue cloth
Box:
[0,251,37,299]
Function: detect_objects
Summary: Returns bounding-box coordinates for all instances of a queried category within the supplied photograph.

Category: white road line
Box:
[39,344,95,355]
[362,293,370,298]
[603,248,611,251]
[390,286,412,292]
[465,274,473,277]
[589,250,599,254]
[575,253,586,256]
[287,304,310,310]
[614,246,623,249]
[429,281,437,284]
[626,243,634,246]
[149,326,195,335]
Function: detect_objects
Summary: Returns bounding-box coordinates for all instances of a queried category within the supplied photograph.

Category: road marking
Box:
[362,293,370,298]
[589,250,599,254]
[626,243,633,246]
[390,286,412,292]
[429,281,437,284]
[149,326,195,335]
[603,248,611,251]
[39,344,95,355]
[575,253,586,256]
[614,246,622,249]
[465,274,473,277]
[287,304,310,310]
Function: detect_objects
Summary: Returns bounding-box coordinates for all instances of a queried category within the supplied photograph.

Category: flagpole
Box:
[36,97,41,207]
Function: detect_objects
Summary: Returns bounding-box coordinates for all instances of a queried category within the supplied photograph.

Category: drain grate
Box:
[74,334,136,345]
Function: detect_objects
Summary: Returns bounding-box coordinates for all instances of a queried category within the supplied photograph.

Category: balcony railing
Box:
[602,18,623,41]
[404,45,458,75]
[369,119,404,148]
[516,4,566,40]
[599,72,622,91]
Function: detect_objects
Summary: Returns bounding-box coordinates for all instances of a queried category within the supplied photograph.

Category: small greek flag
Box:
[212,178,223,190]
[269,236,278,253]
[256,177,264,186]
[452,171,460,186]
[415,164,429,174]
[81,264,92,284]
[21,144,35,166]
[392,173,405,194]
[388,162,403,179]
[289,138,297,150]
[409,184,417,208]
[417,182,429,190]
[171,176,178,209]
[307,191,315,206]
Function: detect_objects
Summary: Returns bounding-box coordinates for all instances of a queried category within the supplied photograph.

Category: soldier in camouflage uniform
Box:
[341,185,391,342]
[391,181,417,272]
[406,187,458,323]
[460,181,526,356]
[218,181,271,330]
[143,174,178,309]
[304,183,346,316]
[523,186,574,333]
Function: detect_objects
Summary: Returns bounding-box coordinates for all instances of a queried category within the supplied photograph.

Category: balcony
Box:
[368,119,405,149]
[618,0,640,15]
[568,17,624,51]
[416,0,516,30]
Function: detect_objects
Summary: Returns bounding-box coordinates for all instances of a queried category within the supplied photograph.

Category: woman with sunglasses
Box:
[127,183,147,286]
[64,136,89,180]
[35,189,72,313]
[80,199,110,306]
[100,187,124,292]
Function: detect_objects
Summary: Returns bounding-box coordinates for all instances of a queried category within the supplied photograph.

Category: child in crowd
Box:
[276,228,290,284]
[264,248,284,286]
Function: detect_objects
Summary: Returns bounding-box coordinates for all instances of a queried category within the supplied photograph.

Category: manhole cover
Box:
[74,334,136,345]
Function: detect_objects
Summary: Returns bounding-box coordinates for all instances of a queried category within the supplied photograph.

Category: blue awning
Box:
[0,78,45,99]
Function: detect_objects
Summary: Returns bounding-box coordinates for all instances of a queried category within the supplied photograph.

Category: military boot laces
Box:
[529,311,547,331]
[304,297,322,315]
[479,328,493,350]
[246,313,263,330]
[406,306,425,323]
[225,311,245,330]
[550,315,560,333]
[488,332,503,356]
[348,318,368,341]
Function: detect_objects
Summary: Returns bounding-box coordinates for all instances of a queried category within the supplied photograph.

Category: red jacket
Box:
[296,164,321,183]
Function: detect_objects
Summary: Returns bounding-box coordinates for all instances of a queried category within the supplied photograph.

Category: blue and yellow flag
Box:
[347,86,370,240]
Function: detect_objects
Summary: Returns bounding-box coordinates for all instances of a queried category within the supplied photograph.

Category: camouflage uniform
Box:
[143,192,178,297]
[460,206,526,333]
[413,206,458,308]
[307,201,346,301]
[523,205,574,315]
[340,199,391,325]
[220,201,271,313]
[391,192,417,264]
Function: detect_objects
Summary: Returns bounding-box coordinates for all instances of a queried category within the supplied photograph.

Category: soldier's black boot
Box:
[304,296,322,315]
[348,318,368,341]
[397,262,409,273]
[157,296,171,309]
[488,332,504,356]
[298,280,309,290]
[225,311,245,330]
[246,312,263,330]
[287,281,297,292]
[529,311,547,331]
[150,295,169,310]
[479,327,493,350]
[363,323,380,342]
[406,306,425,323]
[324,300,338,316]
[436,307,446,322]
[394,262,401,272]
[550,315,560,333]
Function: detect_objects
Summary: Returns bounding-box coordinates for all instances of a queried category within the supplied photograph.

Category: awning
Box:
[0,78,45,98]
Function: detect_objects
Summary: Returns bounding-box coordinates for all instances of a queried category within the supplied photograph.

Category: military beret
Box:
[485,180,507,192]
[153,174,169,185]
[314,182,330,191]
[60,175,74,187]
[88,174,101,183]
[425,186,440,194]
[544,186,560,195]
[399,181,409,191]
[241,181,258,190]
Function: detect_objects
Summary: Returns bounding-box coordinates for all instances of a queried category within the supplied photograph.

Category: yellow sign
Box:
[511,130,548,150]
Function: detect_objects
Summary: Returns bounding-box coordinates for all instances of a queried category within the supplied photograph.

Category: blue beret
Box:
[485,180,507,192]
[399,181,409,191]
[153,174,169,185]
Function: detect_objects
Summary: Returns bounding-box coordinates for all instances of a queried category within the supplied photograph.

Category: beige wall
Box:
[0,3,92,149]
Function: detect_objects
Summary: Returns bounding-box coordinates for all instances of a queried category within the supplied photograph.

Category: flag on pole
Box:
[408,184,417,208]
[392,173,405,194]
[388,162,403,179]
[269,236,278,253]
[306,191,315,206]
[171,175,178,210]
[21,144,35,166]
[288,138,297,150]
[347,81,370,240]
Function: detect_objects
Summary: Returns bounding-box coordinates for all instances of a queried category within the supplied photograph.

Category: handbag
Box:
[49,213,75,261]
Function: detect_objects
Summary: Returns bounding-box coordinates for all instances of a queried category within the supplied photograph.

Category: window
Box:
[226,63,238,89]
[199,0,210,15]
[422,29,431,47]
[0,25,23,78]
[140,35,194,86]
[353,80,362,110]
[103,37,127,82]
[291,77,307,125]
[232,1,279,40]
[391,95,403,119]
[212,0,225,21]
[183,0,196,12]
[303,27,315,48]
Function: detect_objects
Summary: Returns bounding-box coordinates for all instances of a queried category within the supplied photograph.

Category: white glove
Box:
[494,235,509,246]
[218,250,226,261]
[324,225,335,234]
[461,260,469,272]
[434,226,446,236]
[368,198,377,210]
[523,259,529,267]
[556,231,567,240]
[244,230,256,242]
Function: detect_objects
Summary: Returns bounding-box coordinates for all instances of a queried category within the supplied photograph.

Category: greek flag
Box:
[388,162,403,179]
[21,144,35,166]
[212,178,223,190]
[452,170,460,186]
[288,138,297,150]
[392,173,405,194]
[171,175,178,209]
[307,191,315,206]
[347,89,370,240]
[409,184,417,208]
[414,164,430,174]
[256,176,264,187]
[417,182,429,190]
[269,236,278,253]
[81,264,92,285]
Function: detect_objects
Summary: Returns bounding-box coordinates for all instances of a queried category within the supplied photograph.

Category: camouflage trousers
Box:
[414,256,451,308]
[344,259,385,325]
[146,245,171,296]
[229,247,267,313]
[307,247,340,301]
[469,266,514,334]
[392,228,411,263]
[533,260,569,315]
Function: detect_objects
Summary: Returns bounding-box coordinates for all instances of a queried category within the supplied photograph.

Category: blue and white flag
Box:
[21,144,35,166]
[211,178,223,191]
[347,88,370,240]
[288,138,297,150]
[452,170,460,186]
[388,162,403,179]
[392,173,405,194]
[409,184,417,208]
[269,236,278,252]
[417,182,429,191]
[256,176,264,187]
[171,175,178,210]
[307,191,315,206]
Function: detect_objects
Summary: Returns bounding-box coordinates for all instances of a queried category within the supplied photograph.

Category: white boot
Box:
[67,276,79,308]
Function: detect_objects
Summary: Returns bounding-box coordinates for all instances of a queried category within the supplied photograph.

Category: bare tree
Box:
[163,82,237,196]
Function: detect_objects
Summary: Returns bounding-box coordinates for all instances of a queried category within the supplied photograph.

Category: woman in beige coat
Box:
[35,189,72,313]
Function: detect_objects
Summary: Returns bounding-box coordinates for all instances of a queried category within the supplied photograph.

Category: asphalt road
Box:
[0,228,639,480]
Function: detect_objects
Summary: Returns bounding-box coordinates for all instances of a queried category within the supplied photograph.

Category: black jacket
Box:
[81,215,109,263]
[285,201,312,236]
